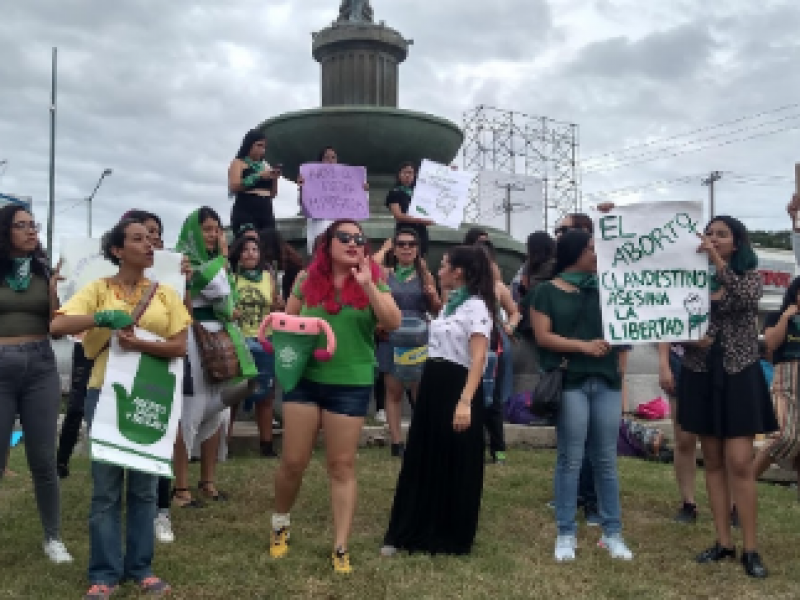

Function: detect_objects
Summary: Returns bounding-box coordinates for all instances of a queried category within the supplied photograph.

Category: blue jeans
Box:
[555,377,622,537]
[84,389,157,585]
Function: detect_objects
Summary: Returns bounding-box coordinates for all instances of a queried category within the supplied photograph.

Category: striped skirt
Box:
[769,361,800,469]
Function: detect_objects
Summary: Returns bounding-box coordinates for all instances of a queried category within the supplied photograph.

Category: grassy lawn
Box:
[2,448,800,599]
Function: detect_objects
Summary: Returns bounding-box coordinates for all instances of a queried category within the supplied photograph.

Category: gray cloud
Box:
[1,0,799,254]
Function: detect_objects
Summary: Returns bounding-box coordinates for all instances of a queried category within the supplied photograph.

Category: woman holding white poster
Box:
[531,229,633,563]
[51,218,191,598]
[678,215,776,579]
[385,162,435,257]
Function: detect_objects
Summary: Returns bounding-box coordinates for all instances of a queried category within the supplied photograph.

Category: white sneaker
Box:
[598,534,633,560]
[154,513,175,544]
[43,539,73,564]
[375,409,387,423]
[554,535,577,562]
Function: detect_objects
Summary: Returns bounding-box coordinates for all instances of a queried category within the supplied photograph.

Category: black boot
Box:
[696,542,736,564]
[260,441,278,458]
[741,551,768,579]
[390,443,404,458]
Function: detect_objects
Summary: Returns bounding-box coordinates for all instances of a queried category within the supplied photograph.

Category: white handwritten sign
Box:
[407,160,472,229]
[299,163,369,220]
[57,237,184,302]
[593,201,709,345]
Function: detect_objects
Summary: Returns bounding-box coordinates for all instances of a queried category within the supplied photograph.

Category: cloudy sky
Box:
[1,0,799,252]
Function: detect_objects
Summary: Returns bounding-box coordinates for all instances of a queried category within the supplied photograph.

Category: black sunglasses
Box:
[334,231,367,246]
[395,240,417,248]
[555,225,590,236]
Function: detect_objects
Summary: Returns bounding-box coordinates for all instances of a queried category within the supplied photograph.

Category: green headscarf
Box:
[176,209,256,382]
[557,271,598,289]
[5,257,32,292]
[444,286,470,317]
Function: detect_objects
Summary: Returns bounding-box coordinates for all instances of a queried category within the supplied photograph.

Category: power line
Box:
[581,102,800,163]
[582,174,703,200]
[581,121,800,175]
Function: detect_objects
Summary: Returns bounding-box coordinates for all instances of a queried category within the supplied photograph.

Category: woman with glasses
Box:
[373,229,441,457]
[269,220,400,573]
[0,206,73,564]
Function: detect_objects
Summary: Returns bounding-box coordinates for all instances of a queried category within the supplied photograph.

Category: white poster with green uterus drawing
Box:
[90,328,183,477]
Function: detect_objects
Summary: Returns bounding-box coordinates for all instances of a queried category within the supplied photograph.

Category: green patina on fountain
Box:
[257,1,524,277]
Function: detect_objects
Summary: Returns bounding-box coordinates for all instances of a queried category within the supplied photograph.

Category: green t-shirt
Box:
[531,281,621,390]
[293,277,390,386]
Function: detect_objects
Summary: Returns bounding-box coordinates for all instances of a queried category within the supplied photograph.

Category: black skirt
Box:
[678,342,777,438]
[383,358,485,555]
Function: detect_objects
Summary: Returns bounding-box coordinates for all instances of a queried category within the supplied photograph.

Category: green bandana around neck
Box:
[243,157,264,171]
[394,265,416,283]
[395,185,414,197]
[444,286,470,317]
[558,271,598,289]
[239,269,263,283]
[5,257,32,292]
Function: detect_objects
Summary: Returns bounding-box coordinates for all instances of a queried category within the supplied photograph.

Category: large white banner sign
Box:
[407,160,472,229]
[58,237,184,301]
[91,330,183,477]
[593,201,710,345]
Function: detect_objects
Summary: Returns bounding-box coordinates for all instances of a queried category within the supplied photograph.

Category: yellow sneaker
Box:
[332,548,352,574]
[269,527,290,559]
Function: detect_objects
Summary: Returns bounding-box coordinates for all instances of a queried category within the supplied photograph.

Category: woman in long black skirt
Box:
[678,216,777,579]
[382,245,496,555]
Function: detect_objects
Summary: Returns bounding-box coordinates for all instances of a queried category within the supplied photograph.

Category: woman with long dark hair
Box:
[52,218,191,597]
[755,276,800,489]
[516,231,556,340]
[381,245,494,556]
[259,227,305,304]
[532,230,633,562]
[0,205,73,564]
[269,220,400,573]
[679,215,776,578]
[385,162,434,257]
[228,129,281,233]
[372,228,441,456]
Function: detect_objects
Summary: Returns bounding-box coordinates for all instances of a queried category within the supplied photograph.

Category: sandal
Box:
[171,487,204,508]
[138,576,171,596]
[198,480,229,501]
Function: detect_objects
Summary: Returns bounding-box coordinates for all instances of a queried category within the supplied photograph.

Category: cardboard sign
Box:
[407,160,472,229]
[593,201,710,344]
[299,163,369,220]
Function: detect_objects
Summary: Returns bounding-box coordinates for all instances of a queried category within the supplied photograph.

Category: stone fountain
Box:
[258,0,524,276]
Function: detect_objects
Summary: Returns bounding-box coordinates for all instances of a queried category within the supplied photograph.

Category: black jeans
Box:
[56,343,93,467]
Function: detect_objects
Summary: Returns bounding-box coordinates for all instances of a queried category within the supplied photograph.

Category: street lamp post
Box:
[86,168,113,237]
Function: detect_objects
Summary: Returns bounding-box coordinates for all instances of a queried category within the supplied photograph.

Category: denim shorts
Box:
[245,338,275,406]
[283,378,372,417]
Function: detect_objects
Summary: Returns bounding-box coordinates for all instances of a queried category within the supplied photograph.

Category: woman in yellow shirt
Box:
[51,218,191,599]
[230,236,282,457]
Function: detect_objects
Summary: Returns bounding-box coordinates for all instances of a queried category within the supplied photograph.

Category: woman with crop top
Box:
[269,219,400,573]
[228,129,281,233]
[381,245,493,556]
[0,205,73,565]
[52,218,191,598]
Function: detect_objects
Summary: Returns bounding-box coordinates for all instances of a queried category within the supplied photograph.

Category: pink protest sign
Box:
[299,163,369,220]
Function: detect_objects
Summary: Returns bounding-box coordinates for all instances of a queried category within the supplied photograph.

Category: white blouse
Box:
[428,296,493,369]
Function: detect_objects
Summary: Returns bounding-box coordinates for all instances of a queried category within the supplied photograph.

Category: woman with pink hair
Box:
[268,219,400,573]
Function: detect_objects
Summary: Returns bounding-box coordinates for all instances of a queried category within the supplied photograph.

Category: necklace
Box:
[109,278,147,306]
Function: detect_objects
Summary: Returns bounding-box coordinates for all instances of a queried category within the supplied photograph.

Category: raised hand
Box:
[351,256,373,287]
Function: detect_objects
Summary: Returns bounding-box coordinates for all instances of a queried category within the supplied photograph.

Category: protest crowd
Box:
[4,127,800,598]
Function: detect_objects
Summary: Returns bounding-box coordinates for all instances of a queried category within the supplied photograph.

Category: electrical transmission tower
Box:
[462,105,580,230]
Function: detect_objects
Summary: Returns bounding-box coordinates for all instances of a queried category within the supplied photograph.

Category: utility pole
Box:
[86,169,113,237]
[46,48,57,266]
[702,170,722,218]
[495,180,527,234]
